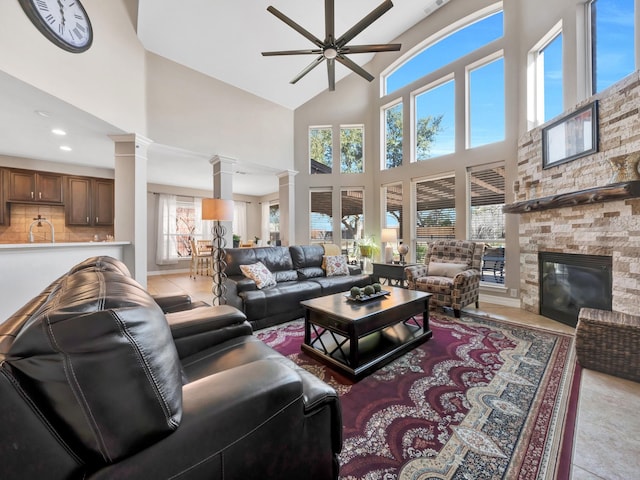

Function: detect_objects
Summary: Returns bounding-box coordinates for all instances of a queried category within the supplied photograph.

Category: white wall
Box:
[0,0,147,135]
[145,53,294,172]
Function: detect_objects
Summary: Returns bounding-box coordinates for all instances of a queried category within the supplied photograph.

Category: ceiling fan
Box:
[261,0,401,91]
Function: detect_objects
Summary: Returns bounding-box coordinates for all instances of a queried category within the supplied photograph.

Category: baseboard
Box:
[480,293,521,308]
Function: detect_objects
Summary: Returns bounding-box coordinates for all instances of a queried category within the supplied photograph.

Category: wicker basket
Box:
[575,308,640,383]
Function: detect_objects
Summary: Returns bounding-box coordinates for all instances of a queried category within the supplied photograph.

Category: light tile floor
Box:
[148,273,640,480]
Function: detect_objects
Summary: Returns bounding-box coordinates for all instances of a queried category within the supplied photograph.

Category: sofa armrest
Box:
[348,264,362,275]
[152,293,194,312]
[166,306,251,358]
[452,269,481,288]
[88,361,338,480]
[404,265,428,288]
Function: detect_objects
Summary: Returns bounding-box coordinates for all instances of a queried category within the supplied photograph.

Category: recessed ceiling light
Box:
[51,128,67,136]
[35,110,50,117]
[60,145,72,152]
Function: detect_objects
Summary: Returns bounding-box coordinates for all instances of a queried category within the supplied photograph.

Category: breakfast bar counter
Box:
[0,241,130,321]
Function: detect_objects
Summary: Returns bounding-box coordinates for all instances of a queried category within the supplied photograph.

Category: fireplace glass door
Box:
[539,252,612,327]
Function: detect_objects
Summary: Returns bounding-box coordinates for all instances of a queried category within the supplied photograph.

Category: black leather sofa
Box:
[0,256,342,479]
[224,244,372,329]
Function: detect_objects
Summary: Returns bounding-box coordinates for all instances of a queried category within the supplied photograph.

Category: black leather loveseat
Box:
[224,244,372,329]
[0,256,342,479]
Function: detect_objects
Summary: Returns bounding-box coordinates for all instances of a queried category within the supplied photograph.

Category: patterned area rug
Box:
[255,313,580,480]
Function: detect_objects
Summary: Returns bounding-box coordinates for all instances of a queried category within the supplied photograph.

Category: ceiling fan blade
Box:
[290,55,326,84]
[336,55,374,82]
[327,58,336,91]
[262,49,323,56]
[325,0,335,44]
[266,6,324,49]
[336,0,394,48]
[341,43,401,54]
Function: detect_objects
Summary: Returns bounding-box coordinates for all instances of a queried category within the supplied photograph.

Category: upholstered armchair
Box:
[405,240,484,317]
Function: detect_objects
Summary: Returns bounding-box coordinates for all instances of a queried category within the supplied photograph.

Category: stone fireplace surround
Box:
[513,72,640,317]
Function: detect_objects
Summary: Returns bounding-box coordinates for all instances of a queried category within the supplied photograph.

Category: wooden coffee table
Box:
[300,287,432,380]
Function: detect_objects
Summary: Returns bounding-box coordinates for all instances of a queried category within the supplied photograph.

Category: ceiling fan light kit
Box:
[262,0,401,91]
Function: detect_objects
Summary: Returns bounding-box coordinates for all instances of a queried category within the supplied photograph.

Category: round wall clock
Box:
[18,0,93,53]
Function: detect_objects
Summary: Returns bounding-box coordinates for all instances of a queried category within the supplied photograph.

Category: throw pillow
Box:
[324,255,350,277]
[240,262,276,289]
[428,262,468,277]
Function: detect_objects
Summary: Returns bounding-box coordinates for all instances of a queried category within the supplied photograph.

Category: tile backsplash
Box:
[0,204,114,244]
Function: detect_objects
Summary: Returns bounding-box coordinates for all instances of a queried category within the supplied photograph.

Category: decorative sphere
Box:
[372,283,382,292]
[350,286,361,298]
[363,285,375,296]
[397,243,409,255]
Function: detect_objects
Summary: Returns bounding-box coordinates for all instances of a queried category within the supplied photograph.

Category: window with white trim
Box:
[340,125,364,173]
[341,189,364,259]
[310,189,333,243]
[414,77,455,160]
[383,102,403,169]
[590,0,635,94]
[309,126,333,174]
[528,24,563,128]
[467,54,505,148]
[414,174,456,263]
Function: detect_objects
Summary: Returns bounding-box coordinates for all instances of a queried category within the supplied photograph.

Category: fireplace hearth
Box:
[539,252,612,327]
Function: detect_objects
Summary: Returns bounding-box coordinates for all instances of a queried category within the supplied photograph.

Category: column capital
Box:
[277,169,299,179]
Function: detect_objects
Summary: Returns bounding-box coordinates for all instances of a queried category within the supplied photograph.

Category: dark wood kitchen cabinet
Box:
[65,177,114,226]
[0,169,7,225]
[8,169,63,204]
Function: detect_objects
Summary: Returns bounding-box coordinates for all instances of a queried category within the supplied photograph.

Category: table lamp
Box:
[381,228,397,264]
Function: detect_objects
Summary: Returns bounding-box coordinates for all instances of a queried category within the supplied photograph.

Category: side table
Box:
[372,262,416,288]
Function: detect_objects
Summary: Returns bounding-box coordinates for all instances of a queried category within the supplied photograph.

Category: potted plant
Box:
[232,234,240,248]
[358,235,380,259]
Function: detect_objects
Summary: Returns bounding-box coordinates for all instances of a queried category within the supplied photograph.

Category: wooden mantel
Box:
[503,181,640,214]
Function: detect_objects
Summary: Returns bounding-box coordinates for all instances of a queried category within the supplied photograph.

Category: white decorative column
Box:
[210,155,236,244]
[110,134,152,287]
[278,170,297,246]
[209,155,236,305]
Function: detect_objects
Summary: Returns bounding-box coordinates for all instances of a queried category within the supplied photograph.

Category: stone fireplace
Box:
[512,72,640,319]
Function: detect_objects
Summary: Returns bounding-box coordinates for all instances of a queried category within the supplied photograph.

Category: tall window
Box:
[341,189,364,259]
[541,34,563,122]
[310,190,333,242]
[414,78,455,160]
[468,55,505,148]
[156,195,208,264]
[309,126,332,174]
[528,25,563,127]
[414,175,456,263]
[383,102,403,169]
[469,163,505,245]
[591,0,635,94]
[340,125,364,173]
[385,10,503,95]
[269,203,280,245]
[383,183,403,233]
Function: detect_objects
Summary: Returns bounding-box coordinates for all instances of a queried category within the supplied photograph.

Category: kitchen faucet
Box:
[28,215,55,243]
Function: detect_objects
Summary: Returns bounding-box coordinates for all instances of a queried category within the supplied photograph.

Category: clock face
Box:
[18,0,93,53]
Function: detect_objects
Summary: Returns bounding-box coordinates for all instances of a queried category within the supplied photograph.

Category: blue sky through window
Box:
[415,80,455,159]
[543,34,563,122]
[386,11,503,95]
[469,57,505,147]
[593,0,635,93]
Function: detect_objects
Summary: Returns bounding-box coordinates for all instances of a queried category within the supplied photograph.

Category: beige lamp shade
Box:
[381,228,397,243]
[202,198,234,221]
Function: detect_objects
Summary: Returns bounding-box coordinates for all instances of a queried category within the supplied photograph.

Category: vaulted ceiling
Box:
[1,1,451,195]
